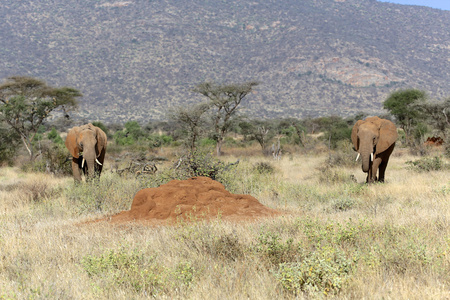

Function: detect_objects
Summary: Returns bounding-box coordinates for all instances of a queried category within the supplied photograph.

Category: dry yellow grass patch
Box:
[0,149,449,299]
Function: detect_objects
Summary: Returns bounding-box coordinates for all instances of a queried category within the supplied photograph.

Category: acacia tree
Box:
[193,81,258,156]
[0,76,82,161]
[168,103,210,151]
[383,89,426,144]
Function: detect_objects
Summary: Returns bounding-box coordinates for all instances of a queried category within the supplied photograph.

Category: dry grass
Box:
[0,148,449,299]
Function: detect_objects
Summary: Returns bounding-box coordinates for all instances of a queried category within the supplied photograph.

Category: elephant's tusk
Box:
[81,158,85,168]
[355,153,360,161]
[371,153,374,162]
[95,158,103,166]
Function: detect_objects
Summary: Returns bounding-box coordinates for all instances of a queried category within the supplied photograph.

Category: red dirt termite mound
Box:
[424,136,444,147]
[107,177,280,225]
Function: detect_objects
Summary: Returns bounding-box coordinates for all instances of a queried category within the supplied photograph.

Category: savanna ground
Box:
[0,143,449,299]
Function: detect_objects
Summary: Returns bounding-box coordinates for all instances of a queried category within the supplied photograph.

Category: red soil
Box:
[106,177,280,226]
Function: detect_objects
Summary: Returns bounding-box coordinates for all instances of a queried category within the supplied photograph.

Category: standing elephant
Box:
[351,116,398,183]
[65,123,107,182]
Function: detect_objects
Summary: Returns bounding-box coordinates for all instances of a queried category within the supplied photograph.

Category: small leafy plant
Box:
[275,247,354,296]
[406,156,446,172]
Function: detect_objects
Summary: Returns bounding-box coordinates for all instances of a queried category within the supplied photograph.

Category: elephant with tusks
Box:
[351,116,398,183]
[65,123,107,182]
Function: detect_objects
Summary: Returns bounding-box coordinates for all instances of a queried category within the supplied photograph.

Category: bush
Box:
[199,138,216,147]
[173,149,226,180]
[253,162,275,174]
[331,197,357,212]
[406,156,446,172]
[47,127,64,145]
[255,232,297,266]
[0,125,21,165]
[275,247,354,296]
[65,173,140,214]
[21,142,72,175]
[81,247,167,296]
[81,245,197,297]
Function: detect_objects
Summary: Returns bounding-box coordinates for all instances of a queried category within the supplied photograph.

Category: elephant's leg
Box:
[378,160,387,182]
[371,157,382,182]
[378,145,395,182]
[366,168,373,183]
[378,157,392,182]
[71,158,82,182]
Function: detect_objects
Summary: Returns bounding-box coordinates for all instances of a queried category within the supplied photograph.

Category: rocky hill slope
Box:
[0,0,449,123]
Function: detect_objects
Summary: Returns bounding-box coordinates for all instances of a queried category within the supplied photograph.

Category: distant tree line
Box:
[1,76,449,167]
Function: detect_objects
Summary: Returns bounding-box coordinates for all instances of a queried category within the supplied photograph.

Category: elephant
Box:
[351,116,398,183]
[65,123,107,182]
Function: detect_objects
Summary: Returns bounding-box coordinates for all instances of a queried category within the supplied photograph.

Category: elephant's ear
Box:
[65,127,80,158]
[95,126,107,156]
[377,119,398,154]
[351,120,364,151]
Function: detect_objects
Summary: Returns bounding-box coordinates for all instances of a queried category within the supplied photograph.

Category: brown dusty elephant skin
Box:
[351,116,398,183]
[65,123,107,182]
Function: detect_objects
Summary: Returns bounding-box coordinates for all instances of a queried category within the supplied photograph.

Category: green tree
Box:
[318,116,352,149]
[124,121,145,140]
[193,81,259,156]
[113,121,147,146]
[0,76,81,160]
[383,89,426,143]
[168,103,210,151]
[416,98,450,139]
[247,120,275,153]
[0,123,21,165]
[47,127,64,145]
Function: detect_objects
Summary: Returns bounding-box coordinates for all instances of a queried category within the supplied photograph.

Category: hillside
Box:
[0,0,449,123]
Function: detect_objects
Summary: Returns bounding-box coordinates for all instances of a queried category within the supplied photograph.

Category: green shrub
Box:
[253,161,275,174]
[331,197,357,212]
[113,132,135,146]
[406,156,446,172]
[199,138,216,147]
[173,149,226,180]
[275,247,354,296]
[21,142,72,175]
[47,127,64,145]
[81,247,167,295]
[255,232,297,265]
[65,173,140,214]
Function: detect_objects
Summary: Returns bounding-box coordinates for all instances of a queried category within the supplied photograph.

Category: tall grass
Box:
[0,149,449,299]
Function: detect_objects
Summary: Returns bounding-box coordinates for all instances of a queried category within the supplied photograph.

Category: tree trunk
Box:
[21,135,34,161]
[216,139,222,156]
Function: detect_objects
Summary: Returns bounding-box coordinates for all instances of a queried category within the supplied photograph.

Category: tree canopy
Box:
[383,89,426,142]
[192,81,259,156]
[0,76,82,160]
[168,103,210,151]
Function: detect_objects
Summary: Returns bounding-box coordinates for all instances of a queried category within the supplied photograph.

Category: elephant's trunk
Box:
[361,151,372,173]
[84,157,97,179]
